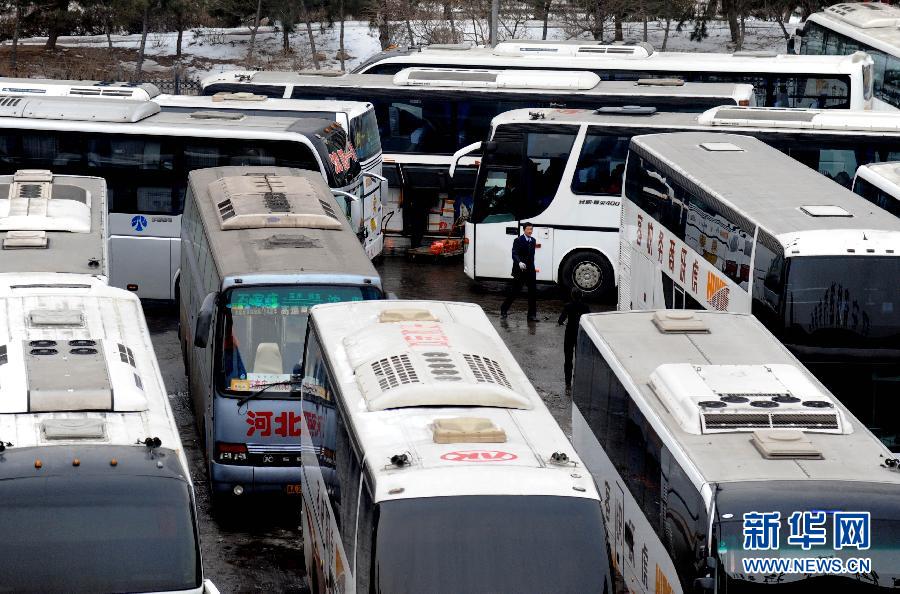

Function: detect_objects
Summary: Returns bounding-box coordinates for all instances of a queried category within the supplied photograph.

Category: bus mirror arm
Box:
[362,171,387,184]
[203,580,221,594]
[449,141,483,178]
[194,292,216,349]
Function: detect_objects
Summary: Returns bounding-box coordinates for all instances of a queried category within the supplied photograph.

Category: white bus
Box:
[299,300,613,593]
[0,95,379,300]
[179,166,382,503]
[0,78,388,253]
[573,309,900,593]
[0,171,215,593]
[619,132,900,450]
[353,40,875,110]
[853,161,900,218]
[201,68,755,242]
[798,3,900,109]
[0,169,108,279]
[457,105,900,297]
[0,77,161,99]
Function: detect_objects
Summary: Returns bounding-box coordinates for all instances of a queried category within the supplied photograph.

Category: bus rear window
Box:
[373,495,611,594]
[0,475,199,593]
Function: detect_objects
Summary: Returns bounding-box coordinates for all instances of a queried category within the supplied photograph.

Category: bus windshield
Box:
[218,285,380,394]
[350,110,382,163]
[0,474,199,593]
[373,495,611,594]
[472,126,577,224]
[783,256,900,347]
[716,481,900,592]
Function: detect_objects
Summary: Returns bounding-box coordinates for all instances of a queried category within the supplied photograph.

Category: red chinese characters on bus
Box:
[656,230,665,265]
[246,410,303,437]
[401,323,449,347]
[679,248,688,282]
[691,261,700,293]
[636,214,643,246]
[668,240,676,273]
[646,222,654,256]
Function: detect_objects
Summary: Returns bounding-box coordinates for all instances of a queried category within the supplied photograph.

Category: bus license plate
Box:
[285,484,302,495]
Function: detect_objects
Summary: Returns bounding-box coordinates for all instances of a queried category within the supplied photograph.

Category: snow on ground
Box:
[4,18,791,80]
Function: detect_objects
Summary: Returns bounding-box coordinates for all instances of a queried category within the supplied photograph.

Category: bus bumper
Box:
[209,462,303,496]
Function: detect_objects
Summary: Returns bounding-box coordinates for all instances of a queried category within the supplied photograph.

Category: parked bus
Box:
[0,169,108,278]
[0,78,386,206]
[853,161,900,218]
[201,68,755,242]
[457,105,900,296]
[619,132,900,449]
[797,3,900,109]
[179,166,382,502]
[573,309,900,593]
[0,95,379,300]
[0,170,215,593]
[352,40,875,110]
[299,299,612,593]
[0,77,161,99]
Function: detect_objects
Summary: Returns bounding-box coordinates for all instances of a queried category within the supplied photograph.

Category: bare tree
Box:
[299,0,320,69]
[135,0,151,80]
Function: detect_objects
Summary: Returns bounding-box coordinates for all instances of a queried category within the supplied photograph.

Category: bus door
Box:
[109,214,180,300]
[532,225,555,282]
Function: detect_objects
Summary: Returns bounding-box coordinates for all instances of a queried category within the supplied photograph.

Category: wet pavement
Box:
[146,254,614,593]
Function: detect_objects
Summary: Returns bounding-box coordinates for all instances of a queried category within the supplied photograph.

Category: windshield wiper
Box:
[236,376,303,408]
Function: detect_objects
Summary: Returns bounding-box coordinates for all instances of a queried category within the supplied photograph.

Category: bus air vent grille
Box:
[69,88,103,96]
[462,354,512,389]
[0,96,21,107]
[318,199,338,220]
[649,363,846,435]
[371,354,421,391]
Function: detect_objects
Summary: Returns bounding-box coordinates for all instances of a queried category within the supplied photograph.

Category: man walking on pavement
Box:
[500,222,538,322]
[558,288,590,388]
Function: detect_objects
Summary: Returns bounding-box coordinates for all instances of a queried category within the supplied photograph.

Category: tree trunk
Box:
[282,20,291,51]
[643,17,648,42]
[541,0,551,40]
[11,0,20,72]
[614,14,623,42]
[135,2,150,80]
[248,0,263,56]
[723,0,740,45]
[339,0,346,71]
[662,15,671,51]
[176,20,184,60]
[405,19,414,46]
[105,13,113,51]
[378,9,390,49]
[738,13,746,51]
[444,1,457,42]
[300,0,320,69]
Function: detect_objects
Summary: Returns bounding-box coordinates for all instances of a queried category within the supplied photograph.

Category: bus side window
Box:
[522,130,576,219]
[751,233,785,332]
[571,132,630,196]
[661,448,707,590]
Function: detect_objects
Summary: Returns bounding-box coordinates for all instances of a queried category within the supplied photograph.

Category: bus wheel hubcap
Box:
[573,261,601,291]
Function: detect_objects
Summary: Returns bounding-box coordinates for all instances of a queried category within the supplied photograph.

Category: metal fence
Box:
[139,74,202,95]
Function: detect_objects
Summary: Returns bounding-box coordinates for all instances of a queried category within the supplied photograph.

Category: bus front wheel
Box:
[560,251,613,299]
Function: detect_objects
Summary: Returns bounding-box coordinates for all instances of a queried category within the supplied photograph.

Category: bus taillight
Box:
[216,442,248,463]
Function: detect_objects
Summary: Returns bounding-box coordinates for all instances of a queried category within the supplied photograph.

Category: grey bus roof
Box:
[187,166,379,283]
[580,310,900,485]
[210,70,753,99]
[0,170,107,276]
[628,132,900,239]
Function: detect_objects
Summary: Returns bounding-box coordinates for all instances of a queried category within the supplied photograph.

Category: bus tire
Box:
[560,250,613,299]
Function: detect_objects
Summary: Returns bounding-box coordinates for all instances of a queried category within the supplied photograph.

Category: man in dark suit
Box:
[500,222,538,321]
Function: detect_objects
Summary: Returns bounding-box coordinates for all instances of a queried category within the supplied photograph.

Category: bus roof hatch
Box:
[825,2,900,28]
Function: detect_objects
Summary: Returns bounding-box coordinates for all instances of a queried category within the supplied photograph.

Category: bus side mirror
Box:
[693,577,714,593]
[449,141,483,178]
[203,579,221,594]
[194,292,217,349]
